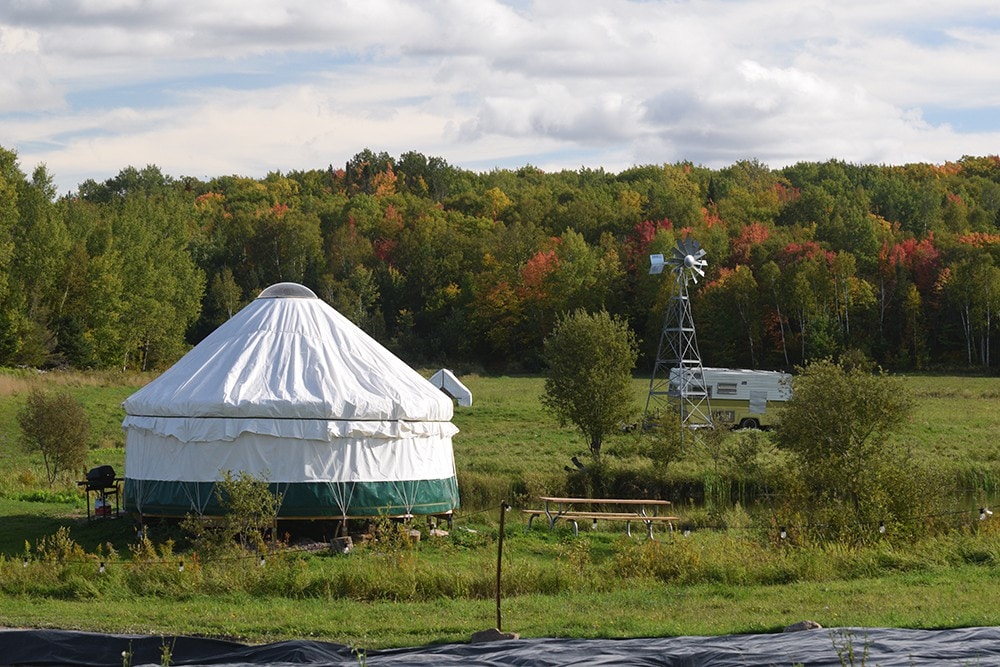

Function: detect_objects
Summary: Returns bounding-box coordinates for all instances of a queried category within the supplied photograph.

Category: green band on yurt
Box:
[124,477,460,518]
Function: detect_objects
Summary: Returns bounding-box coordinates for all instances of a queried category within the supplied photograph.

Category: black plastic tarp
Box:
[5,626,1000,666]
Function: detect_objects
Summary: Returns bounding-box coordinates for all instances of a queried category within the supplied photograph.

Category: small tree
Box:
[18,389,90,487]
[774,357,923,542]
[216,470,282,551]
[181,469,283,556]
[542,309,638,458]
[646,409,685,472]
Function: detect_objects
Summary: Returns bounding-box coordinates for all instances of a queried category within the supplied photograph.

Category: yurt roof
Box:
[122,283,452,422]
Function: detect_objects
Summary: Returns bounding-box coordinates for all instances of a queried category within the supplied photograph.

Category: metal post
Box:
[496,501,509,631]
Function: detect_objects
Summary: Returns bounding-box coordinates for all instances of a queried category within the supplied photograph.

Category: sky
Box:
[2,0,999,195]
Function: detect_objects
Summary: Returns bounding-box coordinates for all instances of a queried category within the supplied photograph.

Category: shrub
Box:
[17,389,90,487]
[181,470,283,556]
[215,470,282,551]
[773,358,928,544]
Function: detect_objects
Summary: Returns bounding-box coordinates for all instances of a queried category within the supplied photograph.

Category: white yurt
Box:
[121,282,460,520]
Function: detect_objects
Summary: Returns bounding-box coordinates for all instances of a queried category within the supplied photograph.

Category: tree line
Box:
[2,145,1000,373]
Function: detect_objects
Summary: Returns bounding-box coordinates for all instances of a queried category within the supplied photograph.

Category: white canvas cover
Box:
[122,282,459,518]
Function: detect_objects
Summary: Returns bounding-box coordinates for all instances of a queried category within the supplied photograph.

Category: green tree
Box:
[786,254,837,362]
[715,159,783,226]
[774,358,920,542]
[18,389,90,487]
[758,260,790,367]
[7,165,71,365]
[52,195,123,368]
[698,265,761,368]
[345,149,395,195]
[0,148,25,362]
[944,252,1000,368]
[618,163,703,230]
[247,207,323,286]
[396,151,459,201]
[115,194,205,369]
[206,267,244,328]
[548,229,623,315]
[541,309,638,458]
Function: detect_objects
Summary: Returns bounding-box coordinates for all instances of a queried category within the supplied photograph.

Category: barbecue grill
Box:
[77,465,122,519]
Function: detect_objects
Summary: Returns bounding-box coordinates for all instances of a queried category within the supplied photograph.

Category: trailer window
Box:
[717,382,738,395]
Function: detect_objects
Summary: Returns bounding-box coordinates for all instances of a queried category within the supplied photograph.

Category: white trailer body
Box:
[673,367,791,429]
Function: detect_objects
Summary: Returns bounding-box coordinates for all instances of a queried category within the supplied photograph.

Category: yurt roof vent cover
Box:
[257,282,317,299]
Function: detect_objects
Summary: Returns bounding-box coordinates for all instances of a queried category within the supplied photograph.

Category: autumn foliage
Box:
[2,145,1000,373]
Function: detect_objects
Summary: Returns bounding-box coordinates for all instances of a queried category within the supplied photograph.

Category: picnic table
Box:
[523,496,678,538]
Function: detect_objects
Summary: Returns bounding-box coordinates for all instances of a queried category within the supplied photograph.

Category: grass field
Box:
[6,566,1000,647]
[1,369,1000,649]
[4,370,1000,507]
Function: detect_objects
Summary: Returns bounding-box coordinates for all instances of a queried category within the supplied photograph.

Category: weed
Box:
[16,469,38,486]
[15,489,78,504]
[559,536,592,574]
[32,526,86,562]
[830,629,872,666]
[159,635,175,666]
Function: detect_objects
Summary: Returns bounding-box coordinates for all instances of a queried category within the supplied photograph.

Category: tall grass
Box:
[7,509,1000,606]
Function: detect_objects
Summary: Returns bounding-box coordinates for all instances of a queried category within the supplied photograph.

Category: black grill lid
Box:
[84,465,116,489]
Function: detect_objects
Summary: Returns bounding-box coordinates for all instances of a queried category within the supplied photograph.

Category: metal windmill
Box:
[644,237,713,432]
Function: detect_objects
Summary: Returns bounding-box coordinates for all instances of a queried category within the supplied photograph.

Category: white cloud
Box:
[0,24,62,113]
[0,25,39,53]
[1,0,1000,193]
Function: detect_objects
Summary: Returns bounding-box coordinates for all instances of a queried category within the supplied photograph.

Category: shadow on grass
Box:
[0,511,137,557]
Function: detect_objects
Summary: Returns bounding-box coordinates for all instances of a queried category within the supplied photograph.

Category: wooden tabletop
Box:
[539,496,671,505]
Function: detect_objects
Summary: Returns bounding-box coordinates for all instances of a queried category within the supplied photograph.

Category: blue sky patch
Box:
[920,106,1000,133]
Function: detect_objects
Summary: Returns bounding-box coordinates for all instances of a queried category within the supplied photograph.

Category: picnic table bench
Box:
[523,496,678,538]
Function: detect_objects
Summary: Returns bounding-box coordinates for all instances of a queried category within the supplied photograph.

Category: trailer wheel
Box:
[738,418,760,430]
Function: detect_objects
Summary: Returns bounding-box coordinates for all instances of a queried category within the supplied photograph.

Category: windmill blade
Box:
[667,251,687,275]
[659,237,709,286]
[679,238,702,256]
[669,240,690,271]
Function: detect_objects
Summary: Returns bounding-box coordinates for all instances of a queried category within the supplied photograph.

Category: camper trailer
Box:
[679,367,791,429]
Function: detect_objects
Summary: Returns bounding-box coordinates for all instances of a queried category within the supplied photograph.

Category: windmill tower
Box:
[644,238,713,432]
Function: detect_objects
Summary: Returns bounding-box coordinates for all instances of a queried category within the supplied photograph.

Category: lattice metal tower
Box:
[644,238,713,430]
